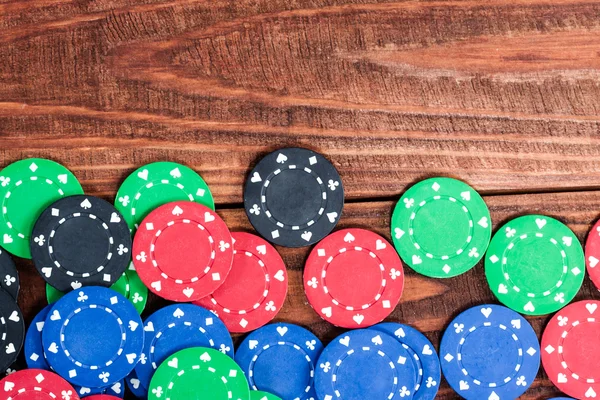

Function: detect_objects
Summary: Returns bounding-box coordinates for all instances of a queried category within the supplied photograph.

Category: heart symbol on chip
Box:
[344,232,355,243]
[339,336,350,347]
[130,378,140,389]
[48,342,59,353]
[204,212,215,223]
[57,174,68,184]
[4,381,15,391]
[478,217,489,228]
[585,387,597,398]
[5,343,15,354]
[41,267,52,278]
[137,169,149,180]
[170,167,182,178]
[375,239,386,250]
[111,382,122,394]
[151,281,162,291]
[71,281,82,290]
[523,301,535,313]
[168,358,179,368]
[200,352,211,362]
[250,172,262,183]
[301,231,313,242]
[327,212,338,223]
[276,153,288,163]
[79,387,91,395]
[394,228,404,239]
[256,245,266,255]
[422,345,433,355]
[412,255,422,265]
[182,288,194,298]
[2,234,12,244]
[497,284,508,294]
[589,256,599,268]
[50,310,61,321]
[557,373,567,383]
[459,380,469,390]
[129,321,139,331]
[80,198,92,209]
[480,307,492,318]
[172,206,183,216]
[535,218,546,229]
[110,212,121,223]
[586,303,598,314]
[144,322,155,332]
[126,353,137,364]
[274,270,285,282]
[321,307,332,318]
[353,314,365,325]
[173,308,185,318]
[249,340,258,350]
[277,326,288,336]
[8,311,19,323]
[371,335,383,345]
[36,321,44,332]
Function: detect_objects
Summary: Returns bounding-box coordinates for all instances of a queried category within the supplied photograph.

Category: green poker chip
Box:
[149,347,249,400]
[0,158,83,258]
[115,161,214,232]
[391,177,492,278]
[250,391,282,400]
[46,263,148,314]
[485,215,584,315]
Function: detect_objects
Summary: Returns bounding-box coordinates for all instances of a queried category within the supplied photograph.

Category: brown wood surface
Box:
[2,0,600,398]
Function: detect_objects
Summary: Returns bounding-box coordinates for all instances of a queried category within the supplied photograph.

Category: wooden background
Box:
[2,0,600,398]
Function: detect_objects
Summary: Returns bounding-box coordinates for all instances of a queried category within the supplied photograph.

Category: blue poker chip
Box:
[372,323,441,400]
[315,329,416,400]
[126,368,148,399]
[235,323,323,400]
[75,379,125,398]
[24,304,52,370]
[440,304,540,400]
[42,286,144,388]
[134,303,233,390]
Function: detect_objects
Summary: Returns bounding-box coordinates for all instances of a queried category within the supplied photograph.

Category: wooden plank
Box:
[13,189,600,399]
[3,0,600,202]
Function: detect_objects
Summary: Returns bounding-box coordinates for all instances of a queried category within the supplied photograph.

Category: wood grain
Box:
[2,0,600,398]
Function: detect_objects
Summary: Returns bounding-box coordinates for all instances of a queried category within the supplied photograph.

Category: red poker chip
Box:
[0,369,80,400]
[585,219,600,289]
[541,300,600,400]
[132,201,234,302]
[303,228,404,328]
[194,232,288,333]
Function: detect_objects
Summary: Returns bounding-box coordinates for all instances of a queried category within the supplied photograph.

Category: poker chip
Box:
[372,323,441,400]
[315,329,416,400]
[46,263,148,315]
[42,286,144,388]
[24,305,52,370]
[30,195,132,293]
[541,300,600,400]
[486,215,585,315]
[0,247,19,300]
[194,232,288,333]
[0,287,24,373]
[303,228,404,328]
[243,147,344,247]
[125,369,147,399]
[149,347,249,400]
[114,161,214,233]
[250,390,282,400]
[440,304,540,400]
[235,323,323,399]
[585,219,600,290]
[0,368,80,399]
[132,201,234,302]
[391,177,491,278]
[135,304,234,391]
[0,158,84,258]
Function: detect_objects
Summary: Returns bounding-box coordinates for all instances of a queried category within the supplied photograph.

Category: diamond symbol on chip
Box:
[29,162,38,172]
[444,353,454,362]
[431,182,440,191]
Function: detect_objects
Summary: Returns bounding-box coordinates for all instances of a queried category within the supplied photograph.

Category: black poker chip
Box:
[30,195,132,292]
[243,147,344,247]
[0,247,19,300]
[0,287,24,373]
